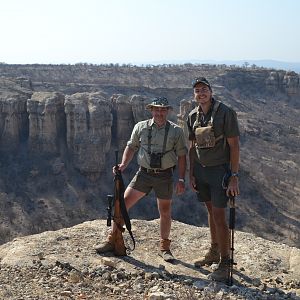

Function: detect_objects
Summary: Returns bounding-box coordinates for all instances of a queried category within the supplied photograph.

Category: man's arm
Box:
[117,146,136,172]
[227,136,240,196]
[175,154,186,195]
[188,140,197,191]
[177,154,186,179]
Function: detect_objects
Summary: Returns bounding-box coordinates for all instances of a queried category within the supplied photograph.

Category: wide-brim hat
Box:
[146,97,172,110]
[192,77,212,90]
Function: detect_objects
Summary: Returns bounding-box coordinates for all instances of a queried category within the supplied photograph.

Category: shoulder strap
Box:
[162,121,170,154]
[147,120,170,154]
[147,120,152,154]
[210,100,221,124]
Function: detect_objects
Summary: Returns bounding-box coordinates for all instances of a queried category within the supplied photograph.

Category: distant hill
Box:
[142,59,300,73]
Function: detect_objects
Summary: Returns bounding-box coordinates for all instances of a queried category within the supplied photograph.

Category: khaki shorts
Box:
[128,169,173,200]
[193,161,230,208]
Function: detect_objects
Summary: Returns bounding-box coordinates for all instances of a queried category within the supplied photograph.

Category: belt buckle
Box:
[152,168,160,173]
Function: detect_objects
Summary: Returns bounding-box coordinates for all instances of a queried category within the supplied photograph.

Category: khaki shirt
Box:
[187,100,240,166]
[127,119,187,169]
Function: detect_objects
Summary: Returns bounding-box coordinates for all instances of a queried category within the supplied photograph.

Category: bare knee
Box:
[157,199,172,218]
[124,187,145,210]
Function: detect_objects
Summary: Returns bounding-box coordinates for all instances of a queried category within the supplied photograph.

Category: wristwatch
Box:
[178,178,185,183]
[231,172,239,178]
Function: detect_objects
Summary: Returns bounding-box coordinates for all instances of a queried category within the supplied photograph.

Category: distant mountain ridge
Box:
[139,59,300,72]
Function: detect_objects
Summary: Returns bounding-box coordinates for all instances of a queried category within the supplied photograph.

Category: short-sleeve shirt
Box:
[127,119,187,169]
[187,99,240,166]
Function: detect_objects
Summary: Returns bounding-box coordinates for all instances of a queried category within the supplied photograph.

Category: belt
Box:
[140,166,173,174]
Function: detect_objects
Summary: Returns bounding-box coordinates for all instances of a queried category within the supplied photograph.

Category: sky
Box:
[1,0,300,65]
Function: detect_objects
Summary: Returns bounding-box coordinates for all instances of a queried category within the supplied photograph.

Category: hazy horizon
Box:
[1,0,300,66]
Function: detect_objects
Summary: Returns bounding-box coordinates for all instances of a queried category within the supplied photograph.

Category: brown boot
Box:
[94,232,114,254]
[158,239,175,262]
[193,243,220,267]
[208,256,230,282]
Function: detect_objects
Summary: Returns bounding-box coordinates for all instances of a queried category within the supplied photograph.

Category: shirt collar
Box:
[149,118,168,128]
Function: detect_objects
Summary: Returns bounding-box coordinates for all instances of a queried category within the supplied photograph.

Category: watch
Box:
[231,172,239,178]
[178,178,185,183]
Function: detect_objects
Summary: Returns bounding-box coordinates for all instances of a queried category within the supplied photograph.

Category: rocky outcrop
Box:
[111,94,137,152]
[65,92,112,178]
[0,219,299,299]
[283,71,300,95]
[27,92,65,154]
[266,71,300,95]
[130,94,149,123]
[0,78,32,152]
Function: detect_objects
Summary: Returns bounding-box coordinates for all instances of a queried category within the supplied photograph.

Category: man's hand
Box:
[175,181,185,195]
[112,163,126,174]
[226,176,240,197]
[189,175,198,192]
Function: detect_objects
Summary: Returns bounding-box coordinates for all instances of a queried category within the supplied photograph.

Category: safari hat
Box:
[146,97,172,110]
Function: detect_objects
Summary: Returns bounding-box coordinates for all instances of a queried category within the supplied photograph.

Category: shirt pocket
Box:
[139,127,150,148]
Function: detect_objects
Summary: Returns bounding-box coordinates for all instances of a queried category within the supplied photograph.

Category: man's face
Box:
[151,106,169,125]
[194,83,212,105]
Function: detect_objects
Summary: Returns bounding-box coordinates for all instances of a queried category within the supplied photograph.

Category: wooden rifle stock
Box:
[112,151,126,256]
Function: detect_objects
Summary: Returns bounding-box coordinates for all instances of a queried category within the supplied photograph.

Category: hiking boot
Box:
[158,250,175,262]
[208,257,230,282]
[193,243,220,267]
[159,239,174,262]
[94,241,114,254]
[94,232,114,254]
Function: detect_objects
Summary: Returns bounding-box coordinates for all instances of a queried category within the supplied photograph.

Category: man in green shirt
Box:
[96,97,187,262]
[187,77,240,282]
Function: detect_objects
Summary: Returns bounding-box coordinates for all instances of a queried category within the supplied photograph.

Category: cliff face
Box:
[65,92,113,178]
[266,70,300,96]
[27,92,65,154]
[0,65,299,250]
[0,78,32,152]
[0,79,147,178]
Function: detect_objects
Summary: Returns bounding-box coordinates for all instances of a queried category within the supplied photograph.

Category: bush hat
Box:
[146,97,172,110]
[192,77,212,90]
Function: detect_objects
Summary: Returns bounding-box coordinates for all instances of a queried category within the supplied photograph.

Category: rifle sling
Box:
[115,172,136,251]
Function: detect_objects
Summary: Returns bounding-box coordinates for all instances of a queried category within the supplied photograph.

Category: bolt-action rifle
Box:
[106,151,135,256]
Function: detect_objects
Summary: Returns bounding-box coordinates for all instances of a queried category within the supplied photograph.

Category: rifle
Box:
[106,194,113,226]
[106,150,135,256]
[228,195,236,286]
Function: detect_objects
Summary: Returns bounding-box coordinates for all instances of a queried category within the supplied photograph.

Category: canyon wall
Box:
[0,65,299,247]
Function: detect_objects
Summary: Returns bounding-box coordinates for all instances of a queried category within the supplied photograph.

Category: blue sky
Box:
[1,0,299,64]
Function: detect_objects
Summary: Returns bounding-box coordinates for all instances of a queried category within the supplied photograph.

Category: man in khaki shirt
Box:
[96,97,187,262]
[187,77,240,282]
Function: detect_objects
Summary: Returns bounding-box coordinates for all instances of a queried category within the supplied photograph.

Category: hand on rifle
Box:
[113,163,126,174]
[226,176,240,197]
[175,181,185,195]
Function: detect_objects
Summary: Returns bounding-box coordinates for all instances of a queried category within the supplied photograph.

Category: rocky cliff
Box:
[0,64,299,251]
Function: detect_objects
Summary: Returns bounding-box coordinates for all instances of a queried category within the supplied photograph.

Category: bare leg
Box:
[211,206,230,257]
[111,187,145,231]
[157,198,172,240]
[124,187,146,210]
[205,201,218,244]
